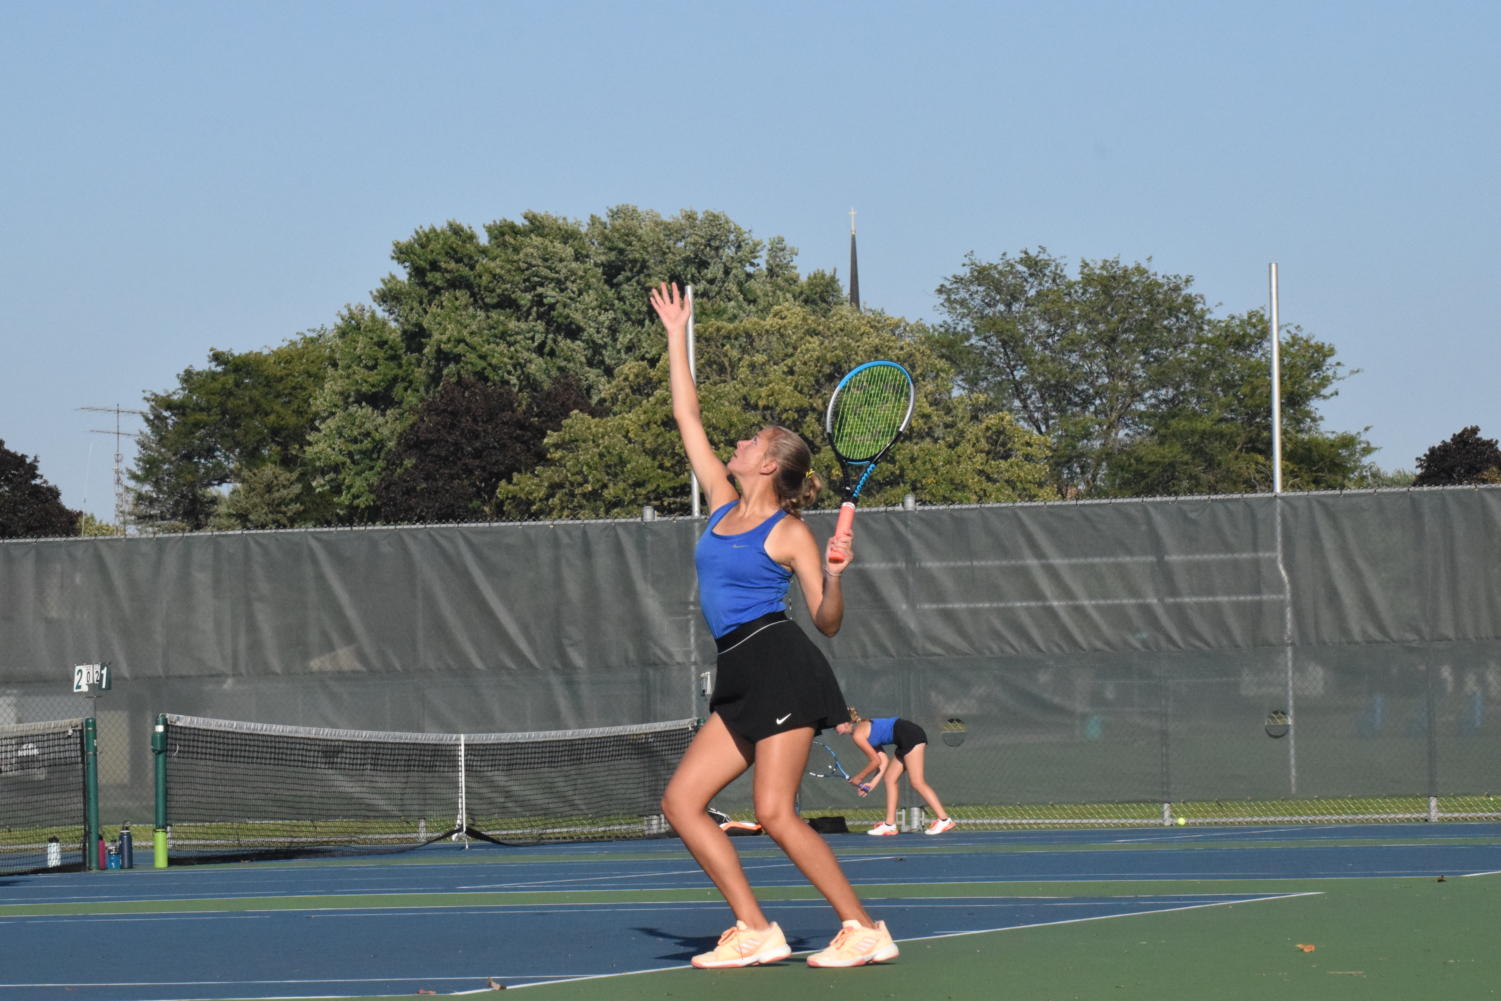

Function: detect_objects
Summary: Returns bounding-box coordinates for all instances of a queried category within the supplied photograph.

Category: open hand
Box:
[649,281,690,331]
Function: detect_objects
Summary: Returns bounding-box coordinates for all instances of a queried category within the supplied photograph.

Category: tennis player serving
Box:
[652,282,899,970]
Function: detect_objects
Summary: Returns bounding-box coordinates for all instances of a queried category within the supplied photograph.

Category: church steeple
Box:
[848,208,861,312]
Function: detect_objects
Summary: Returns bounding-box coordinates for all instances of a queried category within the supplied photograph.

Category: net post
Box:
[458,734,469,848]
[152,714,169,868]
[83,717,100,871]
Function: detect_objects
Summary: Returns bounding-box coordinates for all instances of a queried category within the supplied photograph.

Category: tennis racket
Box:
[825,361,915,562]
[806,740,852,780]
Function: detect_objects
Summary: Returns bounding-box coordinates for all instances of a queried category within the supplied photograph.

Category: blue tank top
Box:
[865,717,897,748]
[695,501,792,637]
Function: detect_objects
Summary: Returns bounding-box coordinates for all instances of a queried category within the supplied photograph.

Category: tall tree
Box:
[496,304,1052,520]
[1414,426,1501,485]
[371,374,597,524]
[130,333,334,531]
[0,441,81,538]
[1103,310,1372,495]
[936,249,1370,497]
[935,248,1209,496]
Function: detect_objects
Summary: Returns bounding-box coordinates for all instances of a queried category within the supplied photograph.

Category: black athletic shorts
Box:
[889,718,928,760]
[709,611,848,743]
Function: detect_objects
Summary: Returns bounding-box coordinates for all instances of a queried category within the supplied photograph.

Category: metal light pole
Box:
[686,284,700,518]
[1269,263,1282,495]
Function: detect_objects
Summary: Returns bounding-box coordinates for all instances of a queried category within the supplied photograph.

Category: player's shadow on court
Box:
[642,927,719,961]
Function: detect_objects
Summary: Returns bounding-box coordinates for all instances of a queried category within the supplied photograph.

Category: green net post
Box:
[83,717,101,871]
[152,714,169,868]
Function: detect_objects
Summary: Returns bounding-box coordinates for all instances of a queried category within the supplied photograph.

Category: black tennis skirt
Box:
[889,718,928,759]
[710,611,848,743]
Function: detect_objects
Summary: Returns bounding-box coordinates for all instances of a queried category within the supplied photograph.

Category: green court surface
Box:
[547,876,1498,1001]
[336,875,1497,1001]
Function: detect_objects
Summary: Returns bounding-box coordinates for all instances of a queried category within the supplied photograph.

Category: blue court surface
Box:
[1,823,1498,1001]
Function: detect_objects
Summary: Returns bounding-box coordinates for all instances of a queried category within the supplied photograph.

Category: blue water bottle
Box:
[118,825,134,869]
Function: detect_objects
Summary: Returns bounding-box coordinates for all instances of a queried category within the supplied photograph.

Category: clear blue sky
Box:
[3,0,1496,522]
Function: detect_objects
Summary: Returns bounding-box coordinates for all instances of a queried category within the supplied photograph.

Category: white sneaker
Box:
[866,822,898,836]
[692,920,792,968]
[924,817,956,836]
[806,919,900,967]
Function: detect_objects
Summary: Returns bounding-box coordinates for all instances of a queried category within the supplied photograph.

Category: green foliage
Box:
[130,332,334,531]
[1414,426,1501,486]
[371,374,596,524]
[126,208,1380,529]
[210,465,315,530]
[936,248,1210,495]
[496,305,1052,519]
[937,249,1372,497]
[0,440,81,538]
[302,306,424,514]
[1104,310,1373,495]
[307,207,835,519]
[1349,465,1417,488]
[78,512,120,537]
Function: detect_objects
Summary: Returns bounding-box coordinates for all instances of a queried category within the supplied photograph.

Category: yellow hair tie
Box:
[805,468,814,479]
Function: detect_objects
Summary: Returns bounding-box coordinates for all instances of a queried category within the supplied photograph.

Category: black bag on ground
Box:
[807,816,849,834]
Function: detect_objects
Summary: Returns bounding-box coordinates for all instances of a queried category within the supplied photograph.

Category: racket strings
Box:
[830,366,912,461]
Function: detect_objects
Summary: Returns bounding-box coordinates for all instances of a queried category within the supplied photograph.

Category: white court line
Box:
[1109,825,1311,843]
[0,914,270,926]
[0,975,503,989]
[897,891,1321,946]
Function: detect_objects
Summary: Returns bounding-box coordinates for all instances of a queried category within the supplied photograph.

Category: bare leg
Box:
[900,744,949,820]
[881,755,905,826]
[660,714,768,928]
[752,727,875,928]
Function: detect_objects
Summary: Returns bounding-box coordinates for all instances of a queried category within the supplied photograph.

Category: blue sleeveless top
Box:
[866,717,897,748]
[695,501,792,637]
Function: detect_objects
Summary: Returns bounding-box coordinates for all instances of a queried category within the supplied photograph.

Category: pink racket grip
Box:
[828,502,856,563]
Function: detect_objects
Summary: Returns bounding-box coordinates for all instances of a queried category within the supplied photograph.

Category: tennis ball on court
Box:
[1175,817,1186,826]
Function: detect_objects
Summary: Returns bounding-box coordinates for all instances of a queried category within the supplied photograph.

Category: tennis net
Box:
[155,713,697,862]
[0,718,89,875]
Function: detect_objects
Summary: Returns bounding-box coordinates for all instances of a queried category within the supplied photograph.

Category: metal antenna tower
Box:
[79,405,147,533]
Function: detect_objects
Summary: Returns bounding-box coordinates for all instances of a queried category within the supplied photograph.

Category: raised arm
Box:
[649,282,736,511]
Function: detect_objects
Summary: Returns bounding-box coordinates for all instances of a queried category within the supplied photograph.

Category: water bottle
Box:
[46,836,61,868]
[118,825,134,869]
